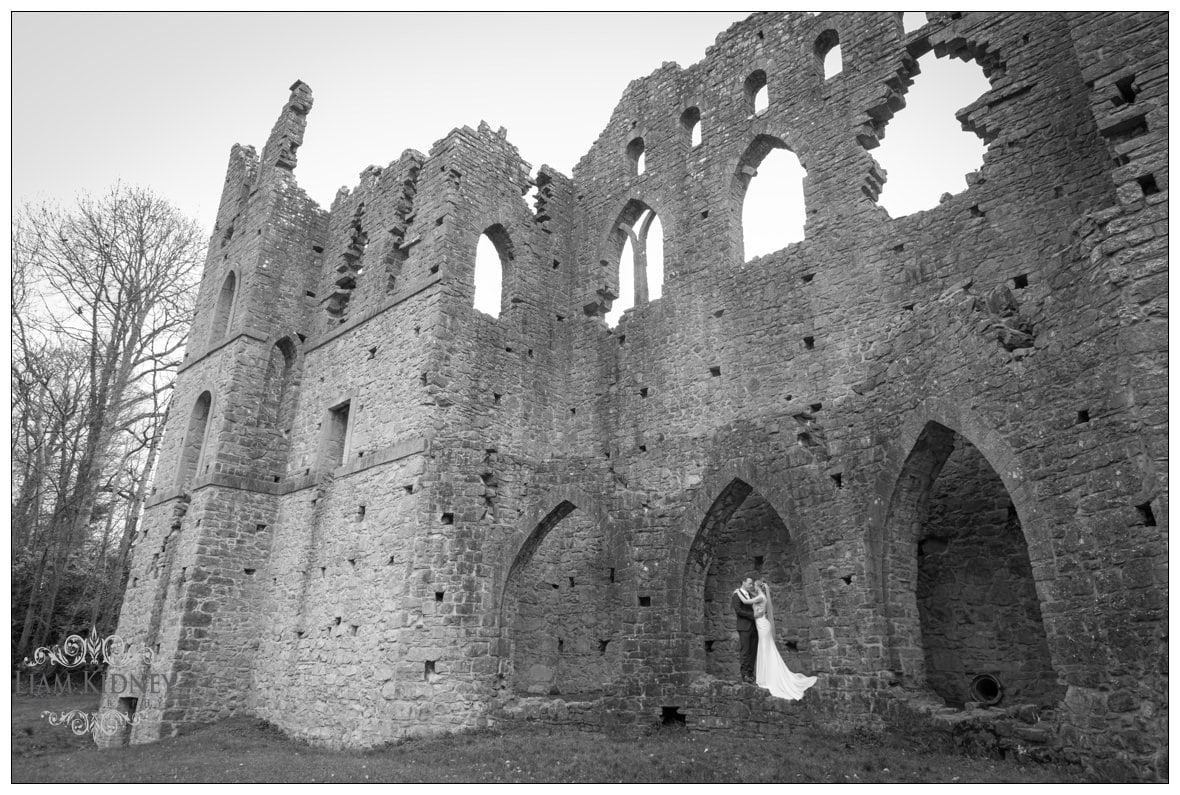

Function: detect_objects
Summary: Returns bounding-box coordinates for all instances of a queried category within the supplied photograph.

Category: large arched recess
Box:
[176,390,214,490]
[494,488,623,698]
[209,271,238,345]
[868,400,1063,707]
[676,467,824,679]
[252,334,302,481]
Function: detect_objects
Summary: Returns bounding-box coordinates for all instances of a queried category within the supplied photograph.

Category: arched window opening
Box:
[177,391,212,489]
[641,211,664,302]
[210,271,236,344]
[272,339,297,432]
[626,137,646,176]
[473,224,513,318]
[884,422,1062,708]
[683,479,813,679]
[603,202,664,328]
[473,236,502,317]
[745,70,769,115]
[736,137,807,261]
[902,12,928,33]
[500,503,621,697]
[604,236,635,328]
[681,106,702,148]
[815,30,842,79]
[870,53,990,217]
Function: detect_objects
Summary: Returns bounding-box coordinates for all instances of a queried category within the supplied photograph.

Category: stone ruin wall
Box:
[100,11,1167,781]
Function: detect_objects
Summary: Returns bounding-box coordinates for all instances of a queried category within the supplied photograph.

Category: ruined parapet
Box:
[312,151,427,334]
[212,144,259,247]
[260,80,313,173]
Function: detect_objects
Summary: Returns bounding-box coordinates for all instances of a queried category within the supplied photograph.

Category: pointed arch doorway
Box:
[498,501,621,698]
[683,478,814,680]
[883,421,1063,707]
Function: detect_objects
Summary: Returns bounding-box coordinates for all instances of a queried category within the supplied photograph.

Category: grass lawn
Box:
[11,694,1089,783]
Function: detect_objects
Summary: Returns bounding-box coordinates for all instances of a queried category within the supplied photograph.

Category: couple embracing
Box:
[731,575,817,700]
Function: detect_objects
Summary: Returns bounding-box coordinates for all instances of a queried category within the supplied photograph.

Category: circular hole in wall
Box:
[969,673,1003,706]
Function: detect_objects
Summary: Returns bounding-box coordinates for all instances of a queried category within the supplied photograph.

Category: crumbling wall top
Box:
[260,79,314,173]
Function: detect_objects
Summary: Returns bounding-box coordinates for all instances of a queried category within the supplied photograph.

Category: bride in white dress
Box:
[738,580,817,700]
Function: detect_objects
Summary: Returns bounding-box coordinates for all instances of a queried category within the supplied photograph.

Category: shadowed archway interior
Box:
[683,478,811,679]
[499,502,621,697]
[885,421,1062,707]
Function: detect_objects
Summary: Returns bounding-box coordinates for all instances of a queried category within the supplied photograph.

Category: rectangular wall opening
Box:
[321,400,352,471]
[661,706,686,726]
[115,697,138,746]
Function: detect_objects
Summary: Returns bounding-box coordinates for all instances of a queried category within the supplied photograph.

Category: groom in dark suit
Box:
[732,575,758,683]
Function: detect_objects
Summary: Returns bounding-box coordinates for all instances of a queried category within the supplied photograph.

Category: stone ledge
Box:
[178,327,270,374]
[305,275,442,354]
[148,471,286,507]
[194,471,281,497]
[335,436,427,478]
[278,436,428,495]
[145,486,188,510]
[147,438,430,505]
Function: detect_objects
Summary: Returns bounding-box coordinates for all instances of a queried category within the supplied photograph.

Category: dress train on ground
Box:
[754,616,816,700]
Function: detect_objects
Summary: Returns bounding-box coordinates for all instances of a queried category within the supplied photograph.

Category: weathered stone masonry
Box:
[101,12,1167,781]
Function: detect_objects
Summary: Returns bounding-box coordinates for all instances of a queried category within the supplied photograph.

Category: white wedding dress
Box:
[753,588,816,700]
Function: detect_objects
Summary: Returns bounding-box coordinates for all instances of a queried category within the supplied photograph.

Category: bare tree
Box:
[11,185,205,657]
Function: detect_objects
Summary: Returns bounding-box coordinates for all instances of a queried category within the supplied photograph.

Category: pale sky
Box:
[13,12,756,229]
[12,11,991,320]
